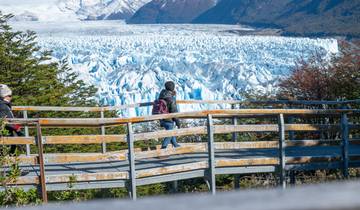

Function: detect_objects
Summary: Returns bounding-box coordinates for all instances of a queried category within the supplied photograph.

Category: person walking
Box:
[153,81,181,149]
[0,84,23,155]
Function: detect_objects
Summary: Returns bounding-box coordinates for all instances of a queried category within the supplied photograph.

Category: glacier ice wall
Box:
[34,24,338,116]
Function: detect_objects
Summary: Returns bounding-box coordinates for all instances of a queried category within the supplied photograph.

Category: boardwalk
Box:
[7,180,360,210]
[1,100,360,202]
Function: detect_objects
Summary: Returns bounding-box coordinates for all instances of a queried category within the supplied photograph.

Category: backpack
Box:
[152,99,169,115]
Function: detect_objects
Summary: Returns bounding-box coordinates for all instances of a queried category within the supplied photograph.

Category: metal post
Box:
[288,116,295,186]
[231,104,241,189]
[341,113,349,178]
[231,104,238,142]
[23,110,31,156]
[207,114,216,195]
[101,111,106,154]
[36,122,48,203]
[127,122,137,200]
[234,175,241,189]
[171,180,178,193]
[278,114,286,189]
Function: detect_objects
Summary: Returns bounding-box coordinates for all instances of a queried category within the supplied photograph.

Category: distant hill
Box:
[193,0,360,37]
[127,0,218,24]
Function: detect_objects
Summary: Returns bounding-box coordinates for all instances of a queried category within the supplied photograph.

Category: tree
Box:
[0,12,97,107]
[277,41,360,101]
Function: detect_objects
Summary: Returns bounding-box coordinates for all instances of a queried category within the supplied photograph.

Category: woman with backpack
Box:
[152,81,181,149]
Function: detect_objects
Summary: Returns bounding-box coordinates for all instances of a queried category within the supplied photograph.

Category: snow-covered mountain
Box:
[0,0,151,21]
[16,21,338,116]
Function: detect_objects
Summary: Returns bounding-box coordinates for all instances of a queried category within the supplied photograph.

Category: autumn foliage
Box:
[278,41,360,101]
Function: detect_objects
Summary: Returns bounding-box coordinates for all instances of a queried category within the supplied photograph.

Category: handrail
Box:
[1,107,359,202]
[6,109,360,127]
[11,99,360,112]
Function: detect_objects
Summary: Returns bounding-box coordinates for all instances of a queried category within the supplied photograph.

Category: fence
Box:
[1,100,360,203]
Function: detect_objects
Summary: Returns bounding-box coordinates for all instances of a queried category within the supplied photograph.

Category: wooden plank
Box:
[136,161,208,178]
[216,158,279,167]
[286,156,340,164]
[4,155,38,165]
[286,140,341,147]
[214,141,278,149]
[45,172,129,183]
[12,99,360,112]
[0,137,34,145]
[43,152,127,164]
[214,124,278,133]
[10,109,355,127]
[43,135,126,144]
[285,124,340,131]
[135,143,207,160]
[134,126,207,142]
[246,99,360,105]
[13,106,104,112]
[9,172,129,185]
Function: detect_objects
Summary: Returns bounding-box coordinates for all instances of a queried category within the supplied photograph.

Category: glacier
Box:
[11,21,339,116]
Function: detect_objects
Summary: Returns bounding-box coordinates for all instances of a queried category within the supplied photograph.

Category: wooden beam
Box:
[0,137,34,145]
[135,143,207,160]
[286,156,340,164]
[134,126,207,142]
[136,161,208,178]
[44,152,127,164]
[12,99,360,112]
[43,135,126,144]
[215,158,279,167]
[214,141,278,149]
[9,171,129,185]
[7,109,359,127]
[286,140,340,147]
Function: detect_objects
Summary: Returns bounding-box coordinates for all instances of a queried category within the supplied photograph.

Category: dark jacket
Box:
[159,89,180,127]
[0,99,21,135]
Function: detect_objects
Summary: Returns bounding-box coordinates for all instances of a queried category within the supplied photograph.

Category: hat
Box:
[165,81,175,91]
[0,84,12,98]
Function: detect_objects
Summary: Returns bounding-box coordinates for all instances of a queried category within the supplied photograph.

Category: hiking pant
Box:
[160,120,180,149]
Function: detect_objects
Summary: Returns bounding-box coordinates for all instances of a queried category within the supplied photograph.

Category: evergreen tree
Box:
[0,12,97,107]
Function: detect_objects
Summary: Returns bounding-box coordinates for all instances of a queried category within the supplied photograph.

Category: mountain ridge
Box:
[193,0,360,37]
[127,0,218,24]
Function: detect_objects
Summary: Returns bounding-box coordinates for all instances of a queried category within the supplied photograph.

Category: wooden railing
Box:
[2,101,360,202]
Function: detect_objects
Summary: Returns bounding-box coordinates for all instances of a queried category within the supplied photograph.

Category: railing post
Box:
[36,122,47,203]
[288,116,295,186]
[278,114,286,189]
[341,112,349,178]
[101,111,106,153]
[23,110,31,156]
[206,114,216,195]
[127,122,137,200]
[231,104,240,189]
[231,104,238,142]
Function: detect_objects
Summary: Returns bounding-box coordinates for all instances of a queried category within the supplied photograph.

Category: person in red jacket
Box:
[0,84,23,154]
